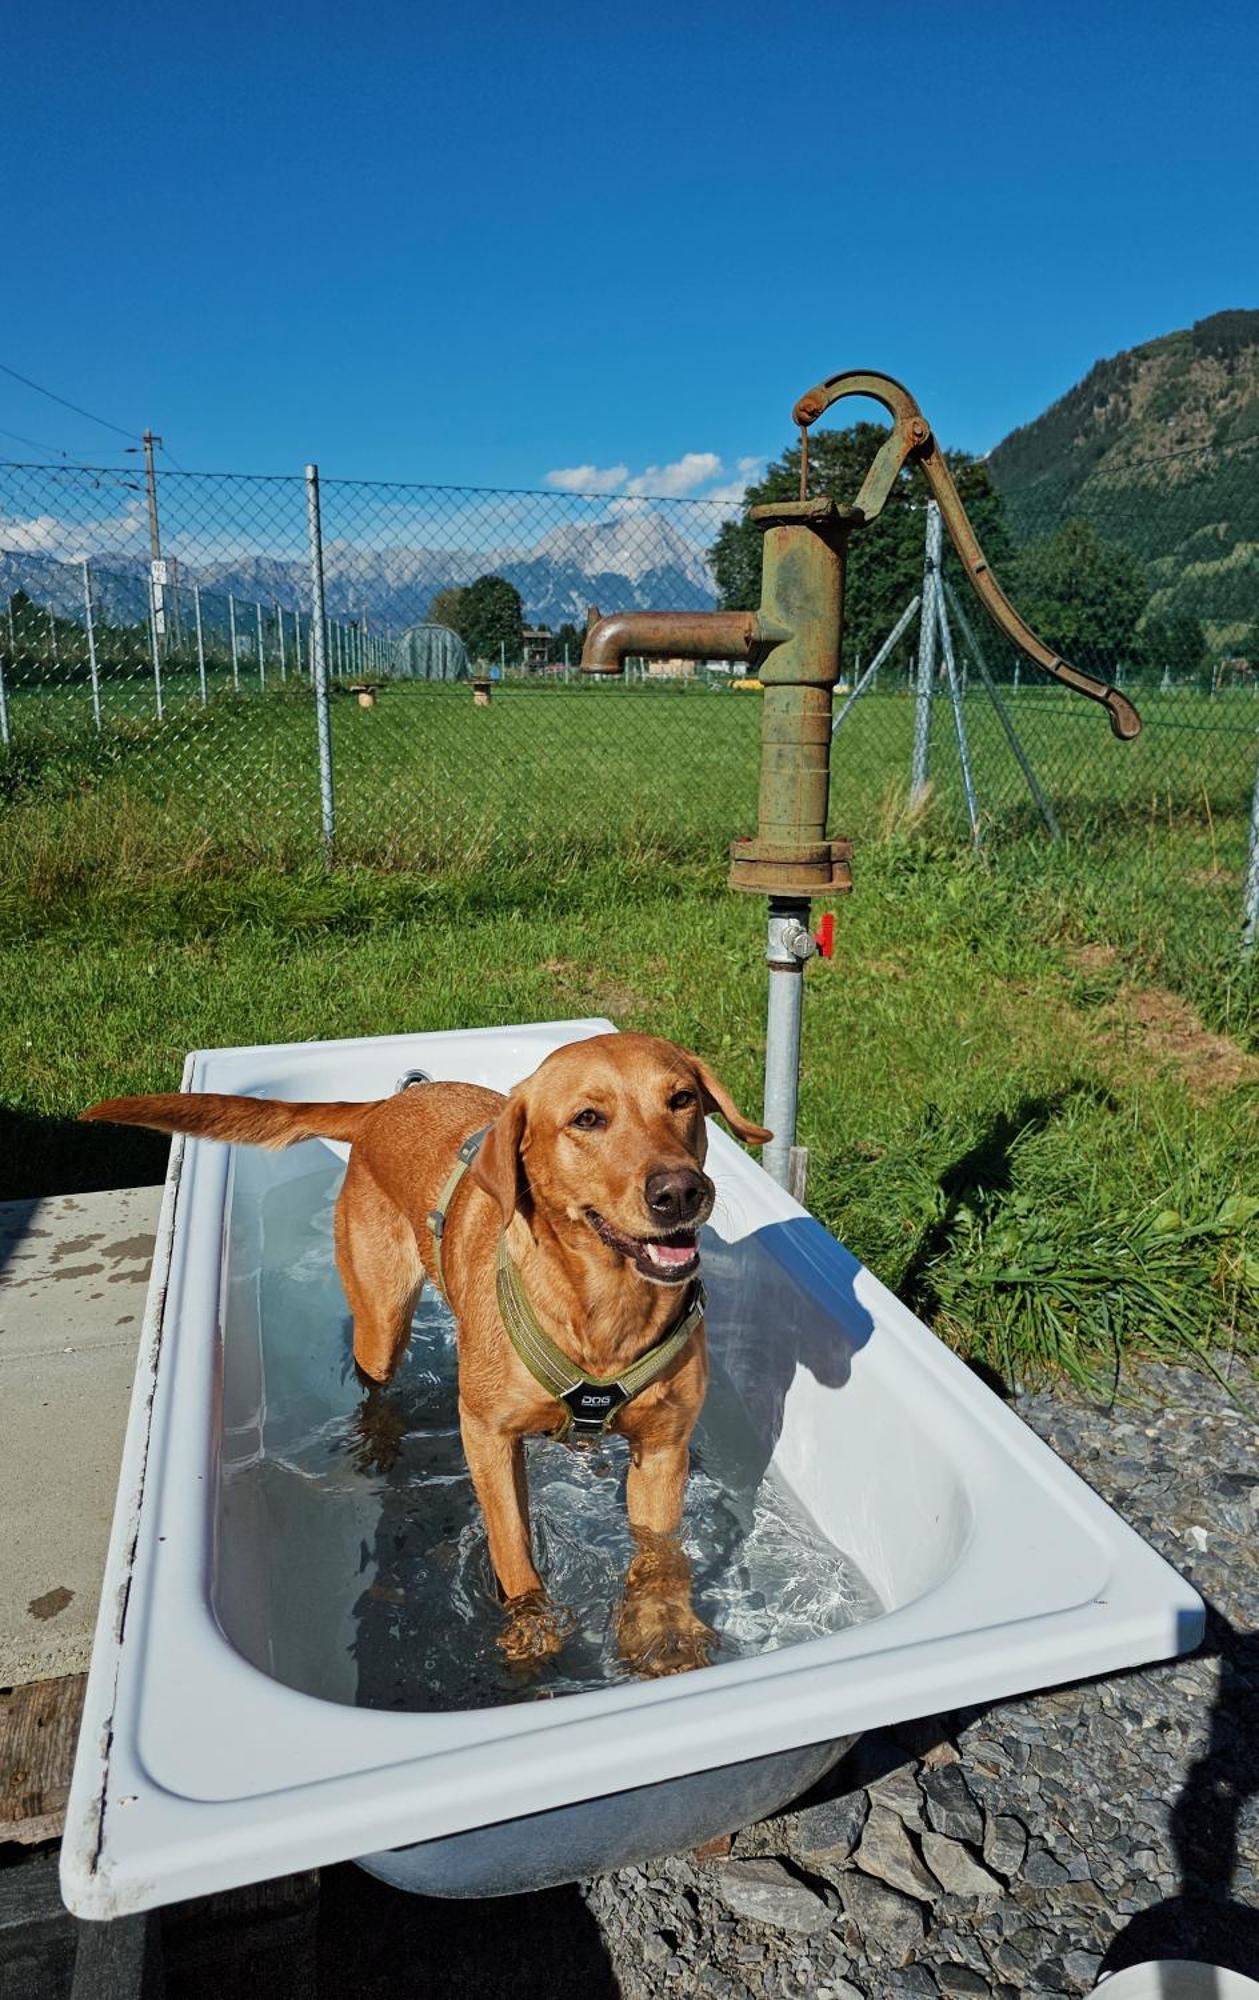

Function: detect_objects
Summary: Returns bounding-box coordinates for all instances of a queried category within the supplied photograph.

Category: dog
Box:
[84,1034,770,1676]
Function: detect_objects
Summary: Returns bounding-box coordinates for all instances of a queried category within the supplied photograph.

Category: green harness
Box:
[427,1125,706,1440]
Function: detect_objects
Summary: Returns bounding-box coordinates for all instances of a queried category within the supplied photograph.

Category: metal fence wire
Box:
[0,442,1255,945]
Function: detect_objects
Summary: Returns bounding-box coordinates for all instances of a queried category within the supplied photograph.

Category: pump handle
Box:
[792,369,1141,741]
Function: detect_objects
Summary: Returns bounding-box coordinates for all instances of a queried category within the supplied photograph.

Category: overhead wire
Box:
[0,359,138,442]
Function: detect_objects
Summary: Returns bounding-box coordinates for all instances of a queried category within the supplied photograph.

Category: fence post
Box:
[228,594,240,690]
[911,501,941,801]
[147,574,165,720]
[193,585,207,704]
[276,603,286,681]
[256,601,266,689]
[1242,741,1259,959]
[293,607,303,678]
[81,558,102,732]
[305,464,336,859]
[0,631,8,748]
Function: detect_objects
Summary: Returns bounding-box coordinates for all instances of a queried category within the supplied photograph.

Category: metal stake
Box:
[910,501,942,800]
[1242,740,1259,959]
[936,588,981,846]
[305,464,336,859]
[0,637,9,748]
[147,573,164,719]
[193,585,207,705]
[832,595,921,735]
[944,582,1060,840]
[256,601,266,689]
[81,559,101,732]
[228,594,239,689]
[276,603,286,680]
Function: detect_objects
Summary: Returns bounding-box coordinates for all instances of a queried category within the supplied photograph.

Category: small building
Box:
[646,657,696,680]
[394,622,469,682]
[521,626,552,668]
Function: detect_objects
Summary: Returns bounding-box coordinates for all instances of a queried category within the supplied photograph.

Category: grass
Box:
[2,676,1256,1395]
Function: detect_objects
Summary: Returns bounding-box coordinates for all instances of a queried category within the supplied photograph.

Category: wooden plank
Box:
[0,1672,86,1842]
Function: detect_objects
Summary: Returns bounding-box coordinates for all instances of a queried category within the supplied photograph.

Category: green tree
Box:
[427,586,467,633]
[1136,611,1206,680]
[1009,519,1148,676]
[553,620,585,664]
[451,574,524,664]
[708,424,1010,673]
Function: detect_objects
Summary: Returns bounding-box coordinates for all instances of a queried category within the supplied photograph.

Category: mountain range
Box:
[987,308,1259,642]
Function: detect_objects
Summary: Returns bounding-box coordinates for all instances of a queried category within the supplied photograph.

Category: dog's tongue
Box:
[645,1238,696,1269]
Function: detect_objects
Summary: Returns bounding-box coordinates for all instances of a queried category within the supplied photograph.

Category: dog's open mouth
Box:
[585,1210,701,1285]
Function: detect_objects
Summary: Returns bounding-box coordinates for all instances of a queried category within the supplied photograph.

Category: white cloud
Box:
[624,451,723,498]
[701,457,765,507]
[544,463,629,494]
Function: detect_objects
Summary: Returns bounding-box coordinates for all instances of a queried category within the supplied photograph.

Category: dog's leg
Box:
[619,1434,716,1678]
[334,1156,424,1384]
[459,1406,574,1664]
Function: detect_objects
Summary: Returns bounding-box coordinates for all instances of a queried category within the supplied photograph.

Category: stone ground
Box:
[582,1360,1259,2000]
[4,1359,1256,1997]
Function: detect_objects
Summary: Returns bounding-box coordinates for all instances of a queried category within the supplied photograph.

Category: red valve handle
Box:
[815,913,835,959]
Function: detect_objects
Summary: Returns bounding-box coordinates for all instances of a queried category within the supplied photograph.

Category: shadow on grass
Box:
[897,1082,1120,1383]
[0,1100,169,1204]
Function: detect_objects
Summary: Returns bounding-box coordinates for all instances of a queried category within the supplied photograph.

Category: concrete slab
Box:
[0,1187,161,1685]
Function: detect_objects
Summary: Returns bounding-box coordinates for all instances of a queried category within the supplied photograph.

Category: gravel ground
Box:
[581,1360,1259,1998]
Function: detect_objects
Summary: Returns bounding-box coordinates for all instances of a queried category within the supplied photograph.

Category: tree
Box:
[708,423,1011,672]
[1136,611,1206,681]
[553,620,585,664]
[447,574,523,664]
[1008,519,1148,676]
[427,586,466,633]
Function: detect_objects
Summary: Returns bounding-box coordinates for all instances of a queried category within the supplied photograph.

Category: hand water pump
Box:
[582,371,1141,1192]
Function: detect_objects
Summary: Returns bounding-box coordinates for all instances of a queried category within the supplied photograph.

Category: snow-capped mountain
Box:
[0,506,721,635]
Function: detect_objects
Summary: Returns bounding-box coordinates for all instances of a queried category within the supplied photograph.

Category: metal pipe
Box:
[944,581,1059,840]
[762,897,811,1188]
[81,559,101,733]
[582,608,764,674]
[305,464,336,859]
[1242,741,1259,959]
[832,595,920,735]
[0,636,9,748]
[256,601,266,689]
[228,594,239,690]
[147,574,164,720]
[276,603,286,681]
[911,501,941,800]
[193,585,207,705]
[935,587,980,847]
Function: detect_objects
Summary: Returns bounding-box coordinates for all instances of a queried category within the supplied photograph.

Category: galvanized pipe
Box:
[935,587,980,846]
[81,558,101,733]
[193,586,207,706]
[1242,741,1259,959]
[762,897,812,1188]
[911,501,942,800]
[305,464,336,859]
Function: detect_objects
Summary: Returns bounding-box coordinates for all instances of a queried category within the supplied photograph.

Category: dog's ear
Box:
[686,1054,772,1148]
[469,1094,528,1224]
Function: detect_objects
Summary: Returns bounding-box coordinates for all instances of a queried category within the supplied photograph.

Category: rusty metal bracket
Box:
[792,369,1142,741]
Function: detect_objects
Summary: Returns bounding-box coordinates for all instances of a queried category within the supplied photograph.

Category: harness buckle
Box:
[560,1379,630,1438]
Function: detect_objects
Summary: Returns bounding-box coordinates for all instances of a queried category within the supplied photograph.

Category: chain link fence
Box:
[0,442,1255,955]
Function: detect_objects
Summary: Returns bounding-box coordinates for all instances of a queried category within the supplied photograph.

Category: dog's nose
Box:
[645,1168,708,1226]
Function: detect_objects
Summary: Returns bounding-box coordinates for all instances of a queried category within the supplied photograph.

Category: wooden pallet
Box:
[1,1674,86,1845]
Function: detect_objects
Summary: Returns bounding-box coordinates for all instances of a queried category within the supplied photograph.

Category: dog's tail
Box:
[81,1092,376,1150]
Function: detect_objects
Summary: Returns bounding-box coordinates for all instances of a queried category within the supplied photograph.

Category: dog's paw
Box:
[498,1590,575,1667]
[617,1595,717,1679]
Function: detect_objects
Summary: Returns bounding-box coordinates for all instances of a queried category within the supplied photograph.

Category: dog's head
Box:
[470,1033,771,1287]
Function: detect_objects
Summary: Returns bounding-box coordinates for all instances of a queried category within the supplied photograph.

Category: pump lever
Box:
[792,369,1141,742]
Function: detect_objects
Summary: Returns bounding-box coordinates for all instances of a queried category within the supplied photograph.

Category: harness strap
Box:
[424,1123,706,1439]
[496,1235,705,1439]
[426,1124,492,1301]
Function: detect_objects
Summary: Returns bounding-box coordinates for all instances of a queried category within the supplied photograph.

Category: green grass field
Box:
[2,674,1256,1395]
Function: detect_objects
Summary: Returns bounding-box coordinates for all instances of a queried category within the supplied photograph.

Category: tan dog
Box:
[84,1034,770,1676]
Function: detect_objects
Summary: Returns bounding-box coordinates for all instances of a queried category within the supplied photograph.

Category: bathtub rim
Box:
[61,1019,1206,1921]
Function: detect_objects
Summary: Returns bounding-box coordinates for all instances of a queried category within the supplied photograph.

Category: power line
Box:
[0,422,132,466]
[0,359,137,442]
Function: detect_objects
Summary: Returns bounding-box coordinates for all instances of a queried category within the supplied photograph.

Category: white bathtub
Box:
[61,1018,1203,1919]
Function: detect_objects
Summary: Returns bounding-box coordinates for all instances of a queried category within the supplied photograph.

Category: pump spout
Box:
[581,607,769,675]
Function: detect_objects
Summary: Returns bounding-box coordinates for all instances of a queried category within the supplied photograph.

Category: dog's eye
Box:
[669,1089,697,1111]
[571,1107,605,1131]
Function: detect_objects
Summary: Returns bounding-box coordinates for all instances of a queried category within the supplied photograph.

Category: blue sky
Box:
[2,0,1255,503]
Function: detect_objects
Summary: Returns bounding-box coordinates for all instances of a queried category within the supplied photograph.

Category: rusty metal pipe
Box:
[581,609,766,674]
